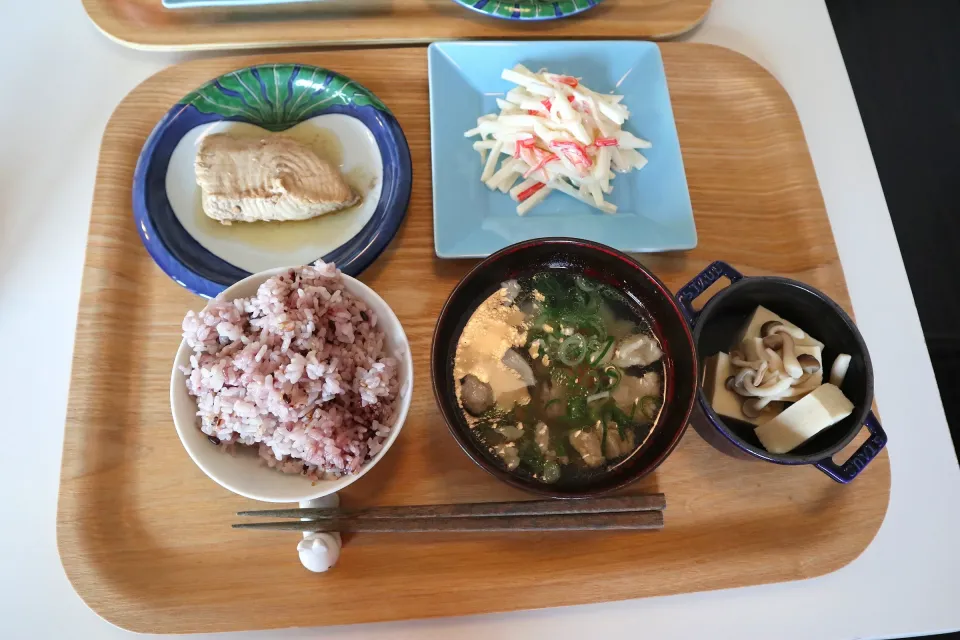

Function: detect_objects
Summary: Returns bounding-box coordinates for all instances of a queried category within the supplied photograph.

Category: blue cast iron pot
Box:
[675,261,887,483]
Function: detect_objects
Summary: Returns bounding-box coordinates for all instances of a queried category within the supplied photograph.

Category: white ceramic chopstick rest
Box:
[296,493,342,572]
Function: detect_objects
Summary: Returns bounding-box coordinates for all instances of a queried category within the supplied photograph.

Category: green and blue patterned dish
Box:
[180,65,388,129]
[133,63,412,298]
[452,0,602,20]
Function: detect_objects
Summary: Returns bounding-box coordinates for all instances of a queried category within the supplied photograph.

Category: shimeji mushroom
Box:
[722,320,831,420]
[760,320,805,340]
[726,369,791,417]
[738,373,794,418]
[765,347,785,374]
[732,367,754,392]
[742,370,794,398]
[725,375,738,392]
[751,360,769,386]
[725,328,820,419]
[797,353,821,372]
[731,340,783,385]
[742,396,774,419]
[762,331,802,379]
[793,353,823,386]
[730,352,764,371]
[730,367,794,398]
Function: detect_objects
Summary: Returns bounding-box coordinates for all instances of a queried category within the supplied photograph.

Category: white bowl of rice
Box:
[170,262,413,503]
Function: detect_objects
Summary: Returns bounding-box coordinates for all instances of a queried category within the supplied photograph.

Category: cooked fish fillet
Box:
[195,133,359,224]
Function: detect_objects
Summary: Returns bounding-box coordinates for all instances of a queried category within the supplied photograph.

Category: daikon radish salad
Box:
[464,65,651,216]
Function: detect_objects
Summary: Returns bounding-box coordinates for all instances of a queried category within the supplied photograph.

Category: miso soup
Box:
[453,271,665,486]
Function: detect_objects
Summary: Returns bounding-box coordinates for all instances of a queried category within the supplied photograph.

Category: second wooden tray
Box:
[57,44,891,634]
[82,0,712,50]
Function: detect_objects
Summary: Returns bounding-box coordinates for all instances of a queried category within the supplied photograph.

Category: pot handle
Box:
[676,261,744,323]
[814,412,888,483]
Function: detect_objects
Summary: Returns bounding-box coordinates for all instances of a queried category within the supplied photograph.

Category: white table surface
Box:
[2,0,959,638]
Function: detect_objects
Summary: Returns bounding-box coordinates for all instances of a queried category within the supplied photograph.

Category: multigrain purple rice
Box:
[180,262,398,479]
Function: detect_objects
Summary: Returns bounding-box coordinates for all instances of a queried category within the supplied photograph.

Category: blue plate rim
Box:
[132,63,412,299]
[450,0,601,21]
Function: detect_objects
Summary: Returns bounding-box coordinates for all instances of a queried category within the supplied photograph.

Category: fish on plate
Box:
[195,133,361,224]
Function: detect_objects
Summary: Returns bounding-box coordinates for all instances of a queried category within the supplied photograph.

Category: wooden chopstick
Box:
[232,510,663,533]
[237,494,666,520]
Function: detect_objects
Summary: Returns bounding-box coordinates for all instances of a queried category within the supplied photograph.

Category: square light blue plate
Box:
[428,41,696,258]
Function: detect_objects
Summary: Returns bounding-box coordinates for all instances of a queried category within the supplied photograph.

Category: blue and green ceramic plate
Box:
[452,0,603,20]
[133,63,412,298]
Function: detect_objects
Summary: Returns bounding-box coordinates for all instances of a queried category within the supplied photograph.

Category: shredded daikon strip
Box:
[472,141,488,164]
[551,178,618,214]
[499,172,521,193]
[617,130,652,149]
[517,185,552,216]
[486,159,524,191]
[481,141,503,182]
[510,177,541,201]
[465,65,650,216]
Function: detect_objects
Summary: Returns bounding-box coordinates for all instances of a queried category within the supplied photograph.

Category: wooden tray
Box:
[82,0,712,50]
[57,45,891,634]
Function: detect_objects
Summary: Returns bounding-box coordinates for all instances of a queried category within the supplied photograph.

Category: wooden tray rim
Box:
[81,0,713,51]
[56,43,891,634]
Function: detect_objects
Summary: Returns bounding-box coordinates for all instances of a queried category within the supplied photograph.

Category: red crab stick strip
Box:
[516,181,545,202]
[510,177,541,201]
[517,184,552,216]
[551,140,593,168]
[514,138,535,158]
[523,152,559,179]
[546,73,580,88]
